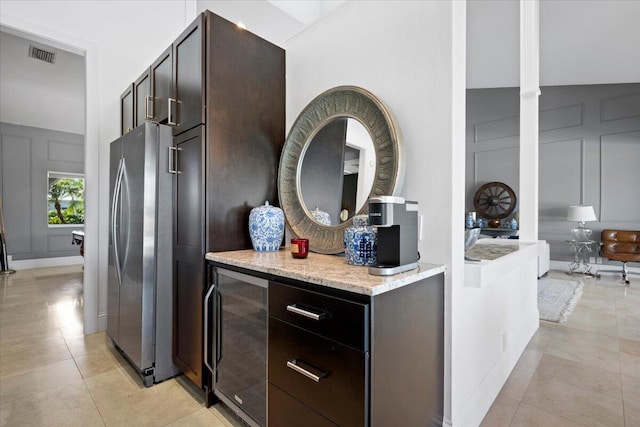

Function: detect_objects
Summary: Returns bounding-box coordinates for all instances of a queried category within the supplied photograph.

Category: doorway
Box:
[0,17,100,334]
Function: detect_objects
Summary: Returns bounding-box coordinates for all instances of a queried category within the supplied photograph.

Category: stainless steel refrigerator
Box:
[108,122,179,386]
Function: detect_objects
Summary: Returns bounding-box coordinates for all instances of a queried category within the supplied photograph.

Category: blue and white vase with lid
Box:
[344,215,377,266]
[249,201,284,251]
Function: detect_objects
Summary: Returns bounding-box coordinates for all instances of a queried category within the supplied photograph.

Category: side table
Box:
[566,239,596,276]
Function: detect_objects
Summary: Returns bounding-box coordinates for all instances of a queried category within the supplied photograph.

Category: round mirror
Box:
[299,117,376,226]
[279,86,401,254]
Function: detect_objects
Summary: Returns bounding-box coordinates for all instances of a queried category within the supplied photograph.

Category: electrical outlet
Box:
[503,333,509,352]
[596,257,603,264]
[589,257,595,264]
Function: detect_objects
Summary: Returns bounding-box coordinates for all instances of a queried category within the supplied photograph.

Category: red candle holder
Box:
[290,238,309,259]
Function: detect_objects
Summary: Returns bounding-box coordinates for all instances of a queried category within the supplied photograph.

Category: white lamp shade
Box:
[567,205,597,222]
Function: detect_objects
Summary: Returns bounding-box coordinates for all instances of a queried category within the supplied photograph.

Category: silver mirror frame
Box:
[278,86,401,254]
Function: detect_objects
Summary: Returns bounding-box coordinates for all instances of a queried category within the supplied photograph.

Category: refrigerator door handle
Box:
[111,158,124,286]
[203,282,216,376]
[119,159,131,272]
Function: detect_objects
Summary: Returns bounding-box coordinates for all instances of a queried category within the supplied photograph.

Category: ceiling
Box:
[0,28,85,134]
[1,0,637,134]
[197,0,345,46]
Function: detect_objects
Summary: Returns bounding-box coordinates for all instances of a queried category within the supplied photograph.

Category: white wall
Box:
[0,0,196,333]
[467,0,640,88]
[284,1,465,424]
[0,30,85,134]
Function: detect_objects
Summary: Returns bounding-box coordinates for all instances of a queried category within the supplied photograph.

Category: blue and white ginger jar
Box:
[344,215,377,266]
[249,201,284,251]
[311,207,331,226]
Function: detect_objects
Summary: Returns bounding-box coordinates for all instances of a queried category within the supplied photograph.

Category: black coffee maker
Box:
[368,196,419,276]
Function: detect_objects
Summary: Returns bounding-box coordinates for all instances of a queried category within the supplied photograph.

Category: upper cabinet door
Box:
[150,46,173,124]
[171,13,205,135]
[134,69,151,128]
[120,84,134,135]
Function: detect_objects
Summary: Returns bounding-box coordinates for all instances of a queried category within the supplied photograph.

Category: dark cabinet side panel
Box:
[371,274,445,427]
[206,13,285,252]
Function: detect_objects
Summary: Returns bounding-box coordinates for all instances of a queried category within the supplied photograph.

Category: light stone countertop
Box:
[205,248,446,296]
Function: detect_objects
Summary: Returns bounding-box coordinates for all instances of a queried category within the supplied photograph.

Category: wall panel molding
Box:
[539,103,583,132]
[600,92,640,122]
[467,83,640,260]
[474,115,519,143]
[48,139,84,163]
[0,122,84,260]
[599,130,640,222]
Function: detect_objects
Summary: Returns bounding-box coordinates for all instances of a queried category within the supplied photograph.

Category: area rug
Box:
[537,277,583,322]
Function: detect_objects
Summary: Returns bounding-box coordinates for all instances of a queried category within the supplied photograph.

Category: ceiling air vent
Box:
[28,45,56,64]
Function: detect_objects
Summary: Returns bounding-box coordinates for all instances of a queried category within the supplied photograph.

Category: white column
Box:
[519,0,540,241]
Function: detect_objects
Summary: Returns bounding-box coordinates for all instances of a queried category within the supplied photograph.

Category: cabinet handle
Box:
[145,95,154,120]
[168,146,180,174]
[286,304,328,321]
[287,360,327,383]
[167,98,178,126]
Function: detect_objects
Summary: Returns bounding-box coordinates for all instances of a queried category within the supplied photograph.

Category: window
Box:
[47,172,84,226]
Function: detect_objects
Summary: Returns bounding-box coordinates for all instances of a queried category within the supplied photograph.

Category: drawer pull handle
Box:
[287,359,327,383]
[286,304,328,321]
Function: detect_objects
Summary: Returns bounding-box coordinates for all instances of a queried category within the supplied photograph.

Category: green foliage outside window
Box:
[47,176,85,225]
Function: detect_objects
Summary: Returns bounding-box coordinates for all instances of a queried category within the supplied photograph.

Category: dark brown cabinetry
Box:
[269,281,369,427]
[170,15,205,133]
[266,274,444,427]
[172,125,204,384]
[133,69,150,128]
[171,11,284,391]
[150,46,172,123]
[117,10,284,394]
[120,84,134,135]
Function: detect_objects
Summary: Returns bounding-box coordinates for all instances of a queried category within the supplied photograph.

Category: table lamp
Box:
[567,205,597,241]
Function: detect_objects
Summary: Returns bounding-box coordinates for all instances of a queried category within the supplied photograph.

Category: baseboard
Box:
[97,311,108,332]
[7,255,84,270]
[453,310,539,427]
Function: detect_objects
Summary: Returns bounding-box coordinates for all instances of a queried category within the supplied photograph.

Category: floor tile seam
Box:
[554,323,621,340]
[520,391,622,427]
[545,336,621,353]
[504,394,526,426]
[80,378,108,427]
[526,370,626,410]
[536,353,624,395]
[0,354,76,379]
[511,401,592,427]
[542,350,623,377]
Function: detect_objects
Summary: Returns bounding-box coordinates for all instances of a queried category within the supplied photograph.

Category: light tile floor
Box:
[0,265,242,427]
[482,269,640,427]
[0,266,638,426]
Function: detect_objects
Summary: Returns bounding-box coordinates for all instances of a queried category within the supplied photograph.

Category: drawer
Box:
[269,281,369,351]
[268,383,338,427]
[268,318,368,427]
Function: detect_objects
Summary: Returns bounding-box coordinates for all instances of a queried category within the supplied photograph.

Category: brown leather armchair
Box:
[596,229,640,285]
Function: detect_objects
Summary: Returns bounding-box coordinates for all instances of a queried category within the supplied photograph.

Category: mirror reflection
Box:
[299,117,376,226]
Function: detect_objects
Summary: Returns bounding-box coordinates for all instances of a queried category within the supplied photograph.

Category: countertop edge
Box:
[205,250,446,296]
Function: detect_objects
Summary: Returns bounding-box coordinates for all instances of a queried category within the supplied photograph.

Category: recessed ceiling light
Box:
[237,22,247,30]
